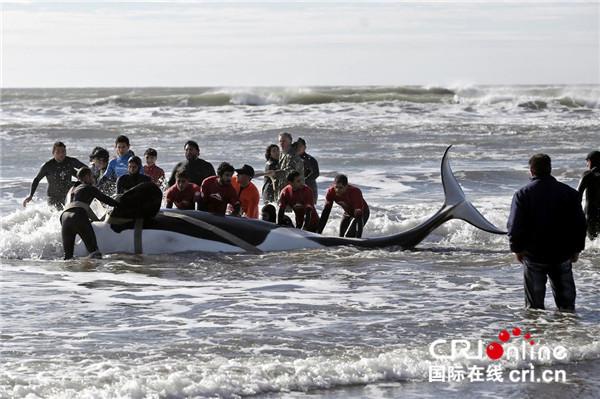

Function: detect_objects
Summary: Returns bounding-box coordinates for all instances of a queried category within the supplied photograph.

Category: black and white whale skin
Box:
[75,146,506,256]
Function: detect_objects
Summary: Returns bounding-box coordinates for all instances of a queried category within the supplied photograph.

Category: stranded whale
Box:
[74,146,506,256]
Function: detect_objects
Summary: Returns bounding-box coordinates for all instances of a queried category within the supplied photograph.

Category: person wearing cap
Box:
[89,147,110,184]
[296,137,320,203]
[231,164,260,219]
[98,135,144,191]
[507,154,587,311]
[167,140,215,187]
[578,150,600,240]
[278,170,319,232]
[61,167,119,260]
[318,174,370,238]
[115,156,152,194]
[143,148,165,187]
[196,162,240,216]
[165,170,200,210]
[23,141,86,209]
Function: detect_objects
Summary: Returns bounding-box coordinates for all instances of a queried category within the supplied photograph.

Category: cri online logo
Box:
[430,327,568,362]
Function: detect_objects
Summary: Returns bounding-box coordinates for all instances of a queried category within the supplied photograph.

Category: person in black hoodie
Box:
[507,154,587,312]
[167,140,215,187]
[578,150,600,240]
[116,156,152,194]
[61,167,119,259]
[296,137,320,203]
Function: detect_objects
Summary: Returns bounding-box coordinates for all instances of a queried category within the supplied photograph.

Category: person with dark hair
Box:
[98,135,143,190]
[507,153,587,311]
[89,147,110,183]
[61,167,119,259]
[196,162,240,216]
[296,137,320,203]
[278,171,319,232]
[264,132,304,199]
[116,156,152,194]
[23,141,86,209]
[143,148,165,187]
[231,164,260,219]
[165,170,200,210]
[167,140,215,187]
[262,144,280,204]
[318,174,370,238]
[578,150,600,240]
[261,203,277,223]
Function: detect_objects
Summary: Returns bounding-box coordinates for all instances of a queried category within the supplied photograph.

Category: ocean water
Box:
[1,85,599,398]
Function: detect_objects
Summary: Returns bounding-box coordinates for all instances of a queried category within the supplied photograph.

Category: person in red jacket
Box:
[143,148,165,187]
[318,174,369,238]
[197,162,241,216]
[231,164,260,219]
[165,170,200,210]
[278,171,319,232]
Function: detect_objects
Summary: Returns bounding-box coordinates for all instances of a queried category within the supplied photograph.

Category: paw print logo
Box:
[486,327,535,360]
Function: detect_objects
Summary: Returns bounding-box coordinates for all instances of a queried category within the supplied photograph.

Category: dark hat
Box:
[89,147,109,161]
[587,150,600,167]
[128,156,142,167]
[235,164,255,178]
[296,137,306,146]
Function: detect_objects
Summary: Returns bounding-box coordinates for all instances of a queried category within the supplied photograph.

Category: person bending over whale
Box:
[278,171,319,232]
[165,170,200,210]
[23,141,86,209]
[61,167,119,260]
[578,150,600,240]
[196,162,241,216]
[116,156,151,194]
[318,174,370,238]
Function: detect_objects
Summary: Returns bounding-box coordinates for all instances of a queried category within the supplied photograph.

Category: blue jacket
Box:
[507,175,586,264]
[100,150,143,181]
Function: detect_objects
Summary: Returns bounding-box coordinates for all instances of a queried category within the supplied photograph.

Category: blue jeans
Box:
[523,258,576,312]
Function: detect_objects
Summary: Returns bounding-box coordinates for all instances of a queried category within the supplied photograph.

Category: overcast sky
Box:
[2,1,599,87]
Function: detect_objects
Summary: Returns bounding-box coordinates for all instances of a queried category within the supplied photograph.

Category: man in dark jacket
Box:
[578,150,600,240]
[296,137,320,203]
[167,140,215,187]
[507,154,587,312]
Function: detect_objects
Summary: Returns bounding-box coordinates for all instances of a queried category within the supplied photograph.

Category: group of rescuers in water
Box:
[22,134,600,313]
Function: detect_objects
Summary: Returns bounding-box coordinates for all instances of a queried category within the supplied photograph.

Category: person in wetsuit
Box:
[116,156,152,194]
[318,174,370,238]
[507,154,586,312]
[89,147,110,184]
[296,137,320,203]
[165,170,200,210]
[23,141,86,209]
[578,150,600,240]
[97,135,143,192]
[262,144,280,204]
[196,162,241,216]
[278,171,319,232]
[167,140,215,187]
[61,167,119,260]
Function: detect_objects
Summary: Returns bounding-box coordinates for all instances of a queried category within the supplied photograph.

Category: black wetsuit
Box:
[167,158,215,187]
[29,157,86,208]
[301,152,320,203]
[262,159,279,204]
[578,166,600,240]
[507,175,587,311]
[61,183,119,260]
[116,173,152,194]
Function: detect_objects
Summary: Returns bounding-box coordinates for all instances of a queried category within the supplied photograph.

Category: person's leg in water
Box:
[339,215,352,237]
[61,209,100,259]
[60,212,77,260]
[547,260,576,312]
[342,206,370,238]
[523,259,548,310]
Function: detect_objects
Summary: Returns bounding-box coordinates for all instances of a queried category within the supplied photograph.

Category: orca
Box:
[74,146,506,256]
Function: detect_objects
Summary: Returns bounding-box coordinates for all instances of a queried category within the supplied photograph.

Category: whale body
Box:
[75,146,506,256]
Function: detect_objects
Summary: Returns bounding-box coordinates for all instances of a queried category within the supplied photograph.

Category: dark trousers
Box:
[523,258,576,312]
[60,209,98,260]
[339,206,370,238]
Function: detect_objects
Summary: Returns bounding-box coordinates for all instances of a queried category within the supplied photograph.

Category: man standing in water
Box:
[296,137,320,203]
[167,140,215,187]
[507,154,586,312]
[318,174,369,238]
[578,150,600,240]
[264,132,304,197]
[23,141,86,209]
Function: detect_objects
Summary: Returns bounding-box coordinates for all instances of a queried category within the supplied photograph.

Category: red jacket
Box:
[198,176,240,215]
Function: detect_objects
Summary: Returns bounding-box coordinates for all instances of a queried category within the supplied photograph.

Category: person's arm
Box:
[97,160,115,188]
[91,186,119,207]
[311,157,320,180]
[72,157,87,170]
[317,202,333,234]
[572,192,587,261]
[277,205,287,225]
[248,186,260,218]
[507,191,527,263]
[196,184,208,211]
[167,163,180,188]
[24,163,49,206]
[577,172,589,201]
[116,176,125,194]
